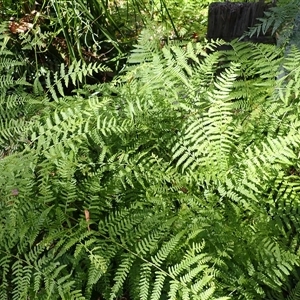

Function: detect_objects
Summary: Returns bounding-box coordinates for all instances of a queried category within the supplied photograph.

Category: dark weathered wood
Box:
[207,1,275,42]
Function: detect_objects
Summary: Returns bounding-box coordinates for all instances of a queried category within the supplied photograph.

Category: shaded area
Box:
[207,1,275,42]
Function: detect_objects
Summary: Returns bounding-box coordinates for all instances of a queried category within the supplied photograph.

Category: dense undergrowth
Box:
[0,0,210,76]
[1,0,300,299]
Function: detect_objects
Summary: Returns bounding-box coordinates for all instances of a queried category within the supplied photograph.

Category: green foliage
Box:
[2,17,300,300]
[1,0,201,65]
[1,0,214,70]
[0,24,37,157]
[245,0,299,47]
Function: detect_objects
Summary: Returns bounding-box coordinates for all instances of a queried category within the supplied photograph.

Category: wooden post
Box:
[207,1,275,43]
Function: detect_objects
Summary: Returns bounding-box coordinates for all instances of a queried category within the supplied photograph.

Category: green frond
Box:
[3,18,300,300]
[244,0,298,45]
[41,60,110,101]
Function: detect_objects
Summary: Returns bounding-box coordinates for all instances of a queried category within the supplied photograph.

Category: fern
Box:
[244,1,299,47]
[3,21,300,300]
[42,60,110,101]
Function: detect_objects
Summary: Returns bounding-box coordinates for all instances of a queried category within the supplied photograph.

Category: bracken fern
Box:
[2,21,300,300]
